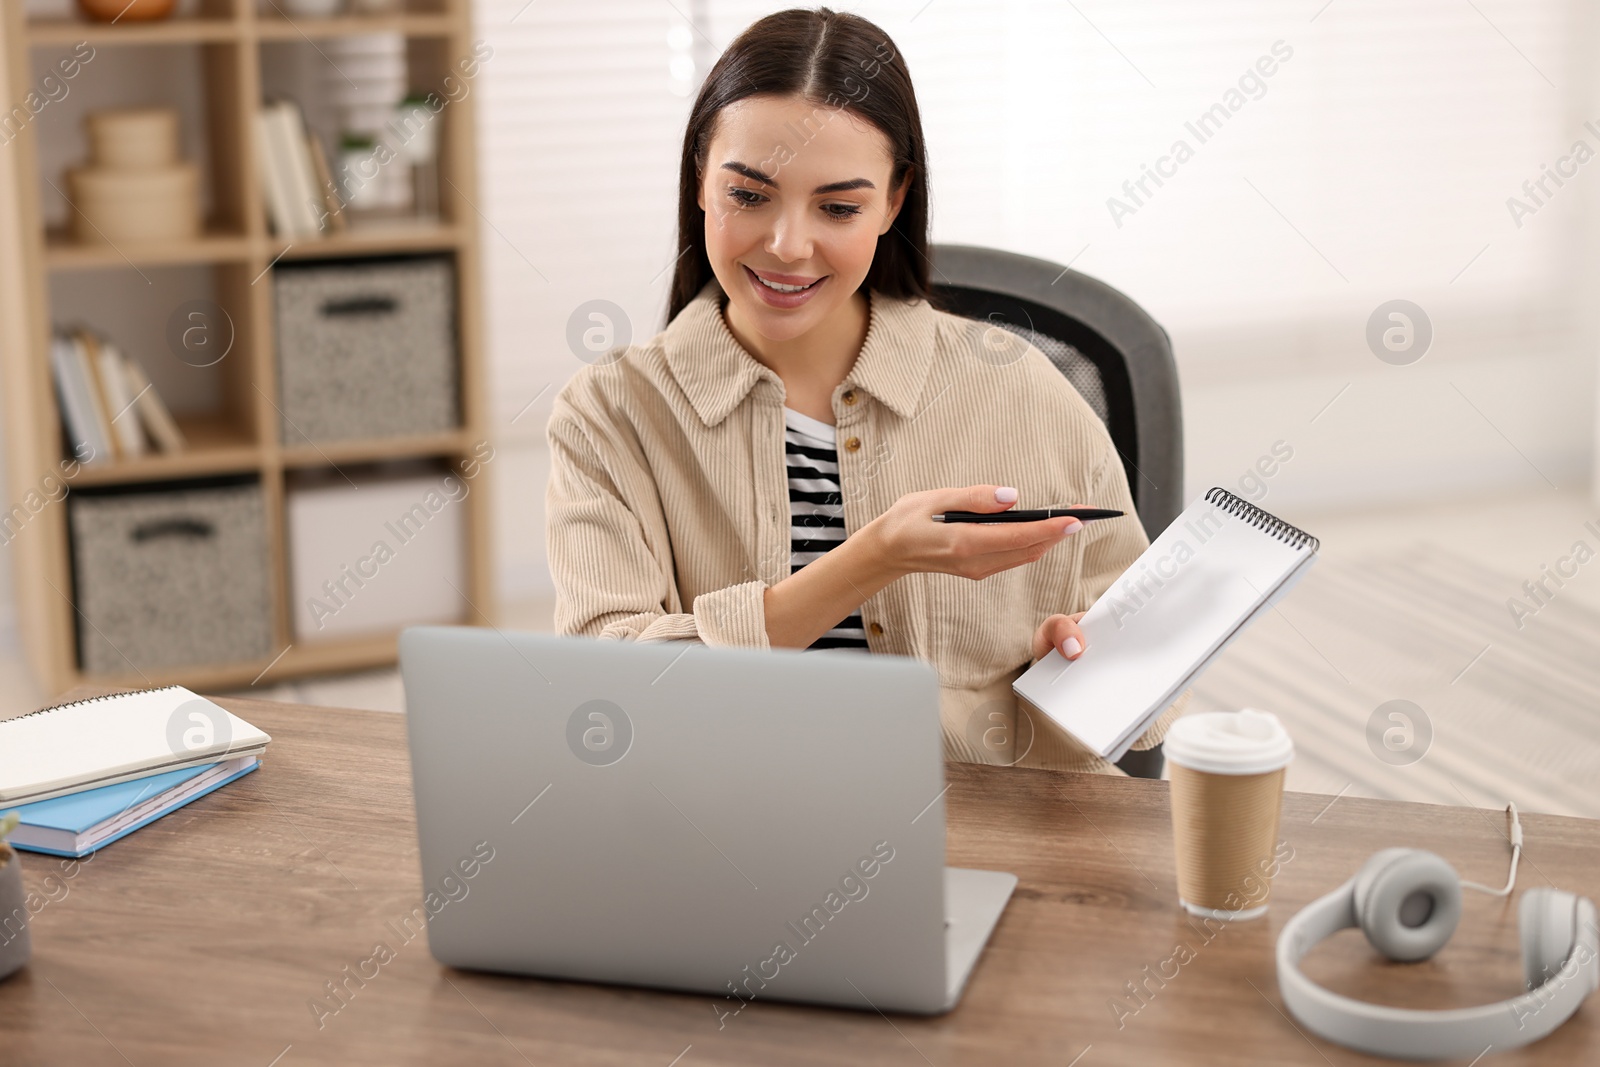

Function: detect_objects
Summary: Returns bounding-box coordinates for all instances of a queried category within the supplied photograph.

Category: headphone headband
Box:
[1277,877,1599,1060]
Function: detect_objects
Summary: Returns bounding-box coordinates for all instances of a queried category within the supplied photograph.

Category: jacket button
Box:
[844,436,862,452]
[842,389,858,405]
[868,621,884,637]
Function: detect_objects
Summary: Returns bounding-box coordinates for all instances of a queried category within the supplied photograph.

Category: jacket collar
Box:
[662,276,938,428]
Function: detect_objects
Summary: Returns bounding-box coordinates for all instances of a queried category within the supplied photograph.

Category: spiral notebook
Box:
[0,686,270,806]
[1013,488,1320,762]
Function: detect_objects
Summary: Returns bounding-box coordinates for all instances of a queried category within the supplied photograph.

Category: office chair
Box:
[929,244,1183,780]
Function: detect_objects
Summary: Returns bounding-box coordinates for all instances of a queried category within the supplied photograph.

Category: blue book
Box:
[4,756,259,858]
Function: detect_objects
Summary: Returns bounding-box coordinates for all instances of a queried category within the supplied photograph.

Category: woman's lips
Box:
[744,264,827,309]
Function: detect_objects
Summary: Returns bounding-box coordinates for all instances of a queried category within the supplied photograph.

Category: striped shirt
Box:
[783,407,870,651]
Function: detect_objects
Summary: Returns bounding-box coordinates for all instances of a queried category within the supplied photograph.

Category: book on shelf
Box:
[87,332,146,460]
[305,131,348,234]
[49,332,107,465]
[49,327,186,465]
[256,99,332,240]
[74,328,120,460]
[255,103,298,239]
[120,355,187,453]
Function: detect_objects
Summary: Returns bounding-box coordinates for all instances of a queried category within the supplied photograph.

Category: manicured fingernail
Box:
[995,486,1018,503]
[1063,637,1083,657]
[1063,519,1083,534]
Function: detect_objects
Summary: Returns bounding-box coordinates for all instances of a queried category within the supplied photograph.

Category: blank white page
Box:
[1014,489,1318,760]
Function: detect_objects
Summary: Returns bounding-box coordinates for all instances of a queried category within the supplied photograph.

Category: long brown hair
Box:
[666,6,932,327]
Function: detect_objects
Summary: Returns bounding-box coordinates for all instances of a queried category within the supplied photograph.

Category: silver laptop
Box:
[398,626,1016,1015]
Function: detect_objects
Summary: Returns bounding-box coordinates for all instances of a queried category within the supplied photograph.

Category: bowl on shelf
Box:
[75,0,177,21]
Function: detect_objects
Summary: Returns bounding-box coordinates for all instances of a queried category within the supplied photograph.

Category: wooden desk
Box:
[2,696,1596,1066]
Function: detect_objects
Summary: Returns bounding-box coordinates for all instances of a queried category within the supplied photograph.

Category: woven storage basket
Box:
[69,478,274,674]
[273,254,459,444]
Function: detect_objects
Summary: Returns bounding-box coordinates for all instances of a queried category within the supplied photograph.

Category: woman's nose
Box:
[765,208,816,264]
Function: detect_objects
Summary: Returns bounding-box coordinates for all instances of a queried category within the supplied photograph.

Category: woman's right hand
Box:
[864,485,1084,582]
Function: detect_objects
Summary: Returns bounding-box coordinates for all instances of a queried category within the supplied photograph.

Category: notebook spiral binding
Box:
[1203,487,1320,552]
[5,685,182,723]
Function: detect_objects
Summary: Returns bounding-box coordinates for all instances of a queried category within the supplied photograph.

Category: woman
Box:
[545,6,1187,774]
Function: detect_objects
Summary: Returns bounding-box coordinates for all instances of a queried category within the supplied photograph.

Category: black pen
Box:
[932,507,1125,524]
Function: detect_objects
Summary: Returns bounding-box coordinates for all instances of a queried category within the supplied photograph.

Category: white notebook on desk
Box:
[0,685,270,806]
[1013,488,1320,762]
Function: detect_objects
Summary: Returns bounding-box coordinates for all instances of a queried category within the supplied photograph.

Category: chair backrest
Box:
[928,244,1183,541]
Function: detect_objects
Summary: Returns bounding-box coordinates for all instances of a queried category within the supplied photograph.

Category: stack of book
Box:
[51,327,185,466]
[0,687,271,858]
[257,98,346,239]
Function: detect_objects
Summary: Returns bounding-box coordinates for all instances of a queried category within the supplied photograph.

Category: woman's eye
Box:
[826,203,863,220]
[727,187,764,207]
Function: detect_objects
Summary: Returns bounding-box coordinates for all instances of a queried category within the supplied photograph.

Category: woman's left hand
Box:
[1032,612,1087,664]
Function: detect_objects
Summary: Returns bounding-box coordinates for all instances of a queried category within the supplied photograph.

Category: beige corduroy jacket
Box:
[544,277,1188,774]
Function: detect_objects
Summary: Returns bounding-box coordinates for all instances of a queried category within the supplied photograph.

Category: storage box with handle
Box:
[68,477,274,675]
[273,254,459,444]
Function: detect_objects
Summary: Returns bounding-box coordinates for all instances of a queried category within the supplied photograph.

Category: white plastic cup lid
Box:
[1164,708,1294,775]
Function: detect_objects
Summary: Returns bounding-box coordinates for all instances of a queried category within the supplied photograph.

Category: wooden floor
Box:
[1190,541,1600,819]
[1191,487,1600,820]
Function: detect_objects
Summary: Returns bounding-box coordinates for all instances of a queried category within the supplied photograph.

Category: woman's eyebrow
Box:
[721,161,777,186]
[720,161,876,195]
[813,177,875,194]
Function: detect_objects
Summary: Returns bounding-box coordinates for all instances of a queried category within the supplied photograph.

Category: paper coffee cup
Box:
[1165,709,1293,920]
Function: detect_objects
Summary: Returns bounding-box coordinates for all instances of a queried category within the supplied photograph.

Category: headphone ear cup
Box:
[1352,849,1462,962]
[1519,887,1579,991]
[1352,848,1418,919]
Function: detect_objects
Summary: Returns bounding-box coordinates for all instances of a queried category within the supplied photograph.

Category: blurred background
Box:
[1,1,1596,817]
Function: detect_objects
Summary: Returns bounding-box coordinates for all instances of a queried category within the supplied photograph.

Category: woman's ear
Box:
[881,164,912,233]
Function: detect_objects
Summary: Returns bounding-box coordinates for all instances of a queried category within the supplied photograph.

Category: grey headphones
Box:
[1277,806,1598,1060]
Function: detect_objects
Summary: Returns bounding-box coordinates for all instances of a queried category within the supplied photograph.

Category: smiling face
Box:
[696,93,909,344]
